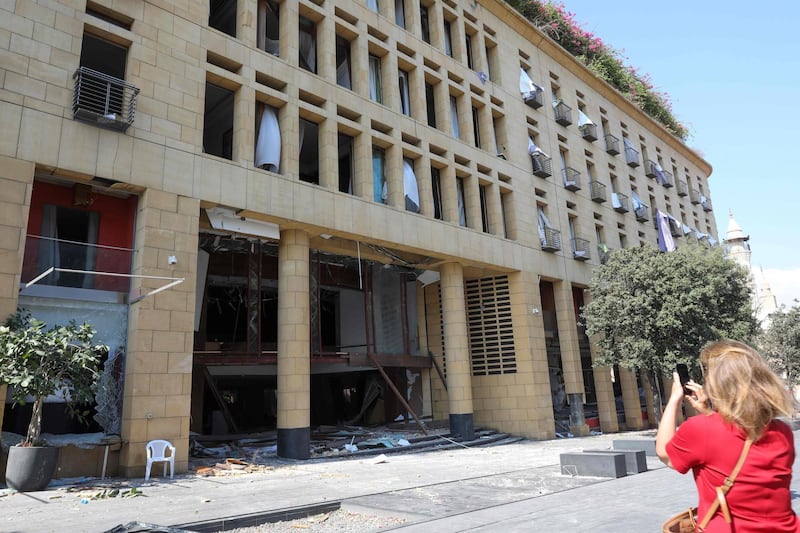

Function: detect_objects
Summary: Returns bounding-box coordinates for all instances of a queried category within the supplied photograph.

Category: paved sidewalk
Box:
[2,429,799,532]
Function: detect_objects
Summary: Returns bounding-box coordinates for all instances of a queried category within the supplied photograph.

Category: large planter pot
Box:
[5,445,59,491]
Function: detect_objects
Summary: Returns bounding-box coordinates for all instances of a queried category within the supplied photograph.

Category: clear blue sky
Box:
[559,0,800,306]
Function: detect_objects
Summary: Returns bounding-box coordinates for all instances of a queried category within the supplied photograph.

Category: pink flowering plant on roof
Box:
[507,0,689,140]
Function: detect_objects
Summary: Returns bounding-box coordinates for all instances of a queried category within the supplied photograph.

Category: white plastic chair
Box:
[145,439,176,481]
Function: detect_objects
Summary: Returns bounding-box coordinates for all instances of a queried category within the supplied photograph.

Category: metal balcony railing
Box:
[553,101,573,126]
[625,145,640,167]
[690,189,701,204]
[589,180,607,203]
[562,167,581,191]
[604,134,620,155]
[540,227,561,252]
[73,67,139,132]
[677,180,689,197]
[661,170,674,188]
[531,153,553,178]
[523,87,544,109]
[612,192,629,213]
[572,237,590,261]
[580,123,598,142]
[634,204,649,222]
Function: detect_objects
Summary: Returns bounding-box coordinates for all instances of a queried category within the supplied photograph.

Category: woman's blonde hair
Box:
[701,340,795,439]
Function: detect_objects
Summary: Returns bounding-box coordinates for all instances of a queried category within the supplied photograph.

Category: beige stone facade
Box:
[0,0,716,475]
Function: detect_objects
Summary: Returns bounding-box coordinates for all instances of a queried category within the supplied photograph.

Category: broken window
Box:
[37,205,99,289]
[395,0,406,28]
[299,118,320,184]
[420,4,431,43]
[431,167,442,220]
[369,55,383,103]
[209,0,236,37]
[398,69,411,116]
[255,102,281,172]
[299,16,317,74]
[425,82,436,128]
[204,82,234,160]
[338,133,354,194]
[479,183,489,233]
[450,94,460,139]
[257,0,279,56]
[372,147,387,203]
[465,33,474,69]
[336,36,352,89]
[403,158,419,213]
[457,177,467,227]
[472,106,481,148]
[443,19,453,57]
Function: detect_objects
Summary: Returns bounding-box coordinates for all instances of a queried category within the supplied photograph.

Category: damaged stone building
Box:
[0,0,717,476]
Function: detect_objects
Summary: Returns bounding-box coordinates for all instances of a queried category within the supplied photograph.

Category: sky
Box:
[558,1,800,308]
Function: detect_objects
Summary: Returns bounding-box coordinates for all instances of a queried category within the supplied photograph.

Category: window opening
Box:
[209,0,236,37]
[403,158,420,212]
[369,55,383,103]
[479,184,489,232]
[450,95,460,138]
[336,36,352,89]
[372,147,387,203]
[255,102,281,172]
[395,0,406,28]
[399,69,411,116]
[465,34,474,69]
[204,82,234,160]
[425,82,437,127]
[299,16,317,74]
[420,4,431,43]
[456,177,467,226]
[338,133,355,194]
[299,119,320,184]
[443,20,453,57]
[257,0,280,55]
[431,167,442,220]
[471,106,481,148]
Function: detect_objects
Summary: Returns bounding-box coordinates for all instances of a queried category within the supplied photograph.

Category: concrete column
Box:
[282,95,300,180]
[427,1,445,52]
[282,1,299,69]
[277,229,311,459]
[353,119,372,199]
[464,174,480,230]
[440,262,474,440]
[316,11,336,82]
[385,137,403,209]
[318,105,338,190]
[553,281,588,436]
[239,0,257,48]
[440,162,457,224]
[351,30,369,99]
[121,191,199,477]
[0,156,34,440]
[619,368,645,430]
[235,85,255,165]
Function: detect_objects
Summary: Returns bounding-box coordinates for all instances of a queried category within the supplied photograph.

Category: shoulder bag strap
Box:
[696,438,753,531]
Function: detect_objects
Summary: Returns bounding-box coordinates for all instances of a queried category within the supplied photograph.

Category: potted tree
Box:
[0,310,108,491]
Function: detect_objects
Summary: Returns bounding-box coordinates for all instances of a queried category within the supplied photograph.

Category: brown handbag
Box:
[662,438,752,533]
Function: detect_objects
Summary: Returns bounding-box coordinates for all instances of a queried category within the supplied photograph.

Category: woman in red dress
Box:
[656,340,800,532]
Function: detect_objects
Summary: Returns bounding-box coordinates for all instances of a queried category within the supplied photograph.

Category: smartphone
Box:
[676,364,692,395]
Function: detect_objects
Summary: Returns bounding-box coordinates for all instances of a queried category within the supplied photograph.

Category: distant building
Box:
[0,0,718,477]
[724,212,778,324]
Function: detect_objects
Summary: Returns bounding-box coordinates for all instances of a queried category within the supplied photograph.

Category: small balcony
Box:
[701,197,713,212]
[612,192,629,213]
[580,123,598,142]
[541,227,562,252]
[598,243,611,265]
[572,237,591,261]
[690,189,701,204]
[531,153,553,178]
[553,101,573,126]
[562,167,581,191]
[677,180,689,197]
[589,180,607,203]
[634,204,649,222]
[646,160,659,178]
[669,220,683,238]
[661,170,674,188]
[72,67,139,132]
[523,87,544,109]
[624,145,640,167]
[604,134,620,155]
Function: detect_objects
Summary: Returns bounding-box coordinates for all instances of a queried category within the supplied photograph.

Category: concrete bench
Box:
[559,452,627,478]
[584,449,647,474]
[613,439,657,456]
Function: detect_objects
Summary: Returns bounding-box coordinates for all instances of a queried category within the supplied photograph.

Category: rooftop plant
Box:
[507,0,689,141]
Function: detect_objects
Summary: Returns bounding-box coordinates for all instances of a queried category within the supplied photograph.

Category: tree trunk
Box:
[25,396,43,446]
[647,371,664,425]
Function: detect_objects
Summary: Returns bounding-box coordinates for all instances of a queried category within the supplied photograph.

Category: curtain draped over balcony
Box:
[578,110,594,127]
[537,206,554,246]
[519,68,542,97]
[611,192,622,209]
[630,191,645,209]
[255,104,281,172]
[403,158,419,213]
[656,210,676,252]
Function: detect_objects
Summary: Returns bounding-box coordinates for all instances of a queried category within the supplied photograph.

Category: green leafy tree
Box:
[583,244,757,418]
[760,304,800,389]
[0,310,108,446]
